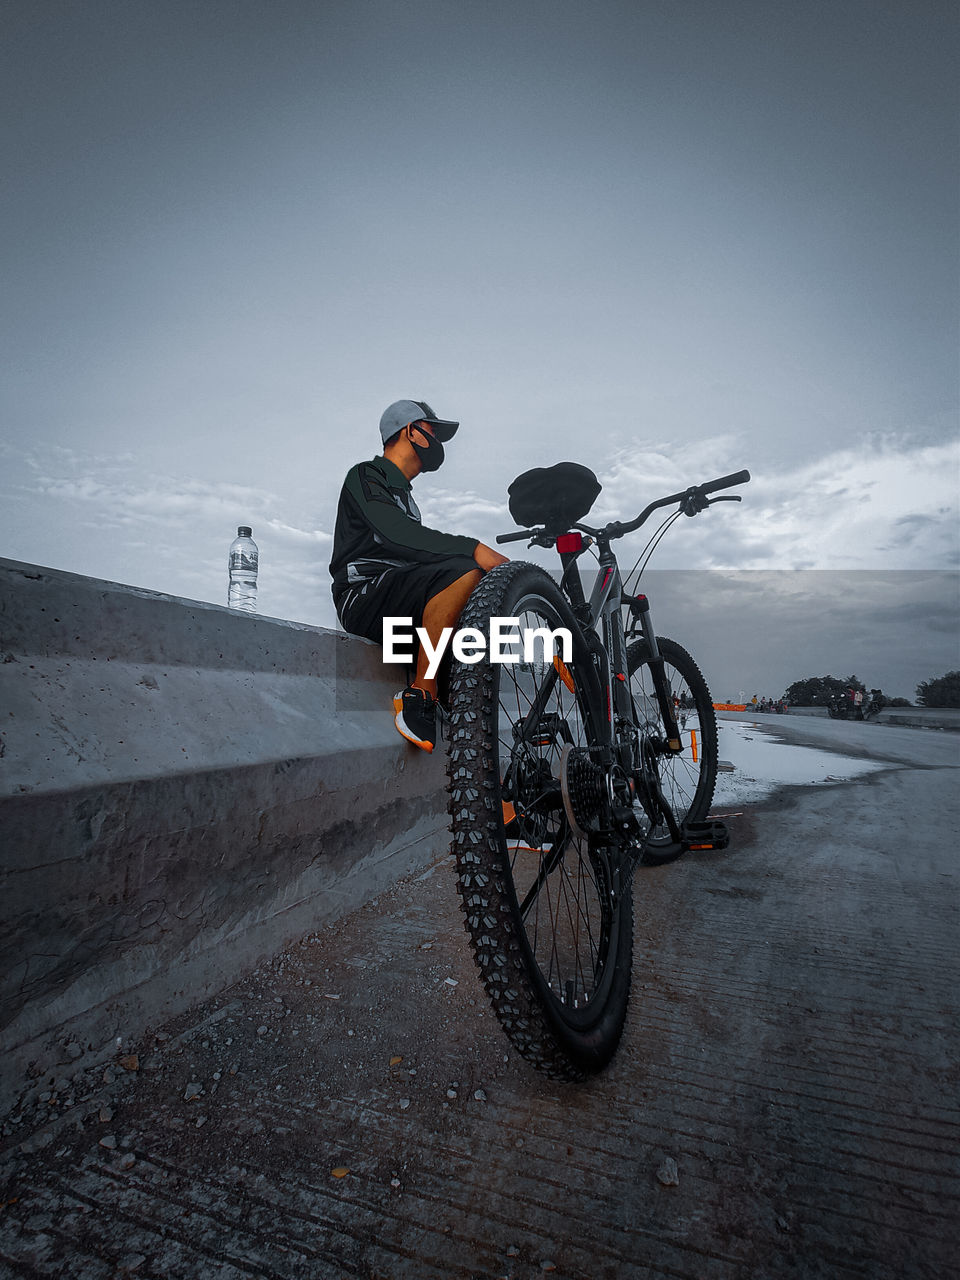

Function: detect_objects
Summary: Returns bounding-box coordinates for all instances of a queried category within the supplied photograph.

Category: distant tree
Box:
[887,697,913,707]
[916,671,960,708]
[784,675,865,705]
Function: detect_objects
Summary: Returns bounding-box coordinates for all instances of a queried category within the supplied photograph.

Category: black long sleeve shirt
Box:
[329,455,477,603]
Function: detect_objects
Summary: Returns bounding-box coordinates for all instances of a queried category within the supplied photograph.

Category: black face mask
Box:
[408,427,445,472]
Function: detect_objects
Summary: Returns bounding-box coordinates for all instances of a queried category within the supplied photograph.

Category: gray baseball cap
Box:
[379,399,459,446]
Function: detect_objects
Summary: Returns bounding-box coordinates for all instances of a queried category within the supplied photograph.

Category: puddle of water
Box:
[712,720,886,809]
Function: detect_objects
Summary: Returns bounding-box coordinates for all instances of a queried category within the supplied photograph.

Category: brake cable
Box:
[621,508,683,596]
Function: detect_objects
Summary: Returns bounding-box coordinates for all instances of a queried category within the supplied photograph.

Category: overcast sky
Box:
[1,0,957,701]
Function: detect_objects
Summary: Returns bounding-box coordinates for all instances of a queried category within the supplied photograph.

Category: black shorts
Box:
[334,556,480,646]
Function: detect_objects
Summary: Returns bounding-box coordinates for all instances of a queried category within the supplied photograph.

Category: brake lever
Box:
[682,490,742,516]
[680,487,710,517]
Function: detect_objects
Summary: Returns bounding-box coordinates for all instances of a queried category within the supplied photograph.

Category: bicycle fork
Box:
[624,593,683,751]
[624,593,730,858]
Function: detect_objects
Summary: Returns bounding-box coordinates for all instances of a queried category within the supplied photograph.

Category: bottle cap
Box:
[237,526,252,536]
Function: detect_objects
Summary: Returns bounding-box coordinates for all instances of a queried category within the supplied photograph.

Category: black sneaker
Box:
[393,685,437,753]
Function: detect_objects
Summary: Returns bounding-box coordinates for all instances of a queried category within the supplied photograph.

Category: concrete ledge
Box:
[0,558,446,1105]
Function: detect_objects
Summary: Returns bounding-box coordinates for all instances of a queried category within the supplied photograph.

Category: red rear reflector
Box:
[556,533,583,554]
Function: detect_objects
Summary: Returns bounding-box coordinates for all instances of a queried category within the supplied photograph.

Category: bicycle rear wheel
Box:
[447,562,633,1080]
[627,635,718,865]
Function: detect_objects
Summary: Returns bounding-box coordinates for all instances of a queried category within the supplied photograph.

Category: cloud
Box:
[3,429,957,643]
[1,440,337,626]
[595,434,959,571]
[633,568,959,704]
[262,519,332,546]
[416,489,511,538]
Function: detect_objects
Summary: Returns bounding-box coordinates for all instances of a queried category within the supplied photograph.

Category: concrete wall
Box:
[0,558,447,1107]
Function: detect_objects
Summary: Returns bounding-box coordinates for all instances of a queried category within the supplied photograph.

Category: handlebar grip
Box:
[496,528,538,544]
[701,468,751,495]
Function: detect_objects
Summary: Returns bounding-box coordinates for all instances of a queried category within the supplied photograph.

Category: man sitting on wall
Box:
[329,399,508,753]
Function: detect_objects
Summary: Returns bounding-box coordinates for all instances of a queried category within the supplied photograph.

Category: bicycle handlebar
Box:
[495,468,751,545]
[701,468,751,495]
[612,467,751,537]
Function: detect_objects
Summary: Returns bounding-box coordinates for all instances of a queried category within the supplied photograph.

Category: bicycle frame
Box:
[498,466,750,849]
[557,538,683,766]
[504,533,686,854]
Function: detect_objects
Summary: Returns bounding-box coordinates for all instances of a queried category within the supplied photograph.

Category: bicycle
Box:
[446,461,751,1080]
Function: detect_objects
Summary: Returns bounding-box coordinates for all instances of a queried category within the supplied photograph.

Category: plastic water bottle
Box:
[227,526,259,612]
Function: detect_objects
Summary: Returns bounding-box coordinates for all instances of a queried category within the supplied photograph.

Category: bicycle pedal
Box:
[681,820,729,852]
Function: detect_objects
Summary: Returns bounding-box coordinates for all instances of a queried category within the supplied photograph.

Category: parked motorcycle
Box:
[827,690,884,721]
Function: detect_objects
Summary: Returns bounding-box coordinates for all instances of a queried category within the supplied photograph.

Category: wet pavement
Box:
[1,718,958,1279]
[713,719,887,808]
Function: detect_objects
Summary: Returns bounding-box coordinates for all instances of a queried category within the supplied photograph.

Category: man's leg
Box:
[414,568,482,699]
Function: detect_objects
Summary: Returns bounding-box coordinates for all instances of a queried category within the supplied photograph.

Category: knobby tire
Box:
[626,635,718,865]
[447,562,633,1081]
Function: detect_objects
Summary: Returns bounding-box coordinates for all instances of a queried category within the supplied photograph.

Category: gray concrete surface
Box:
[741,705,960,731]
[718,707,960,763]
[1,716,956,1278]
[0,559,446,1110]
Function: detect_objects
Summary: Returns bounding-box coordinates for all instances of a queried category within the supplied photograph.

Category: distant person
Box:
[329,399,508,752]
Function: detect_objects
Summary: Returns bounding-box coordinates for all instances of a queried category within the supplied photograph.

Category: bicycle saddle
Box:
[507,461,602,530]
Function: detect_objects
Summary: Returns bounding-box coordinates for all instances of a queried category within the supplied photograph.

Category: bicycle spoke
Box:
[495,603,613,1008]
[627,637,718,856]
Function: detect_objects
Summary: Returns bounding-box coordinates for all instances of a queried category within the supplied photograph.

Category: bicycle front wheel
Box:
[447,562,633,1080]
[627,635,718,865]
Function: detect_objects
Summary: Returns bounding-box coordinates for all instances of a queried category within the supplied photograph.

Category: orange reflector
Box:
[502,800,516,825]
[691,729,698,763]
[553,655,576,693]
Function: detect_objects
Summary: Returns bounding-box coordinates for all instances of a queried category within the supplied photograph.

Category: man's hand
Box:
[474,542,510,572]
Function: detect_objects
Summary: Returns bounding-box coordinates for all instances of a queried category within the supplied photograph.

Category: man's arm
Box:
[345,465,477,561]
